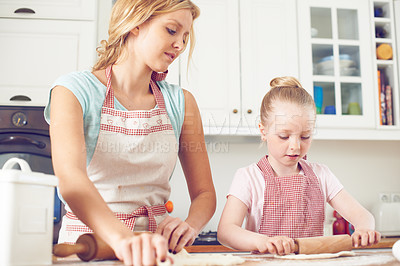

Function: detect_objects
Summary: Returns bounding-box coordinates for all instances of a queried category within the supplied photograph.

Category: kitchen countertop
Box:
[52,238,400,266]
[185,237,400,253]
[53,249,400,266]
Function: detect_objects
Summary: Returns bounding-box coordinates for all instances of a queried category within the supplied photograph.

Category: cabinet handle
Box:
[10,95,32,102]
[14,8,35,14]
[233,109,238,114]
[247,109,252,114]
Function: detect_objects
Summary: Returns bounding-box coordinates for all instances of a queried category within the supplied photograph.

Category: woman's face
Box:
[131,9,193,73]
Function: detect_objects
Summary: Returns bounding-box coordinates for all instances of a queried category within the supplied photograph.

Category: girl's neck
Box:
[267,156,301,177]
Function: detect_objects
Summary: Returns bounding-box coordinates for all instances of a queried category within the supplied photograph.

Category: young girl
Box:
[217,77,381,256]
[45,0,216,265]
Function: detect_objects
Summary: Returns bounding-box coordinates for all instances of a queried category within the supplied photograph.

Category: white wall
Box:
[169,136,400,231]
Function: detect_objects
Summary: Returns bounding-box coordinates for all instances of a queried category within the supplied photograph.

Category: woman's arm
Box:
[218,195,294,255]
[156,89,217,253]
[50,86,168,265]
[329,189,381,247]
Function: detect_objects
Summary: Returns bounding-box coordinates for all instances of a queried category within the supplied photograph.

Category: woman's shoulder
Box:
[157,80,184,101]
[54,71,105,91]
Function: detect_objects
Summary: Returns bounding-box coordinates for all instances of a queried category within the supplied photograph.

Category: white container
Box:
[0,158,58,265]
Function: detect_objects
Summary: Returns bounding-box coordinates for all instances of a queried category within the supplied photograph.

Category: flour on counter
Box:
[158,249,245,266]
[243,252,395,266]
[274,251,355,260]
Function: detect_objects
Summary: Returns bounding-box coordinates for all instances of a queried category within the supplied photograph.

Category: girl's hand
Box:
[156,216,198,253]
[351,229,381,247]
[256,235,295,255]
[113,233,170,266]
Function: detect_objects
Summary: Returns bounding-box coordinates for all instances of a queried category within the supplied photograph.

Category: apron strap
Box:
[103,65,167,110]
[104,65,114,108]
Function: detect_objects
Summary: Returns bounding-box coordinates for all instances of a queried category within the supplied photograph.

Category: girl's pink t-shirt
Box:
[227,162,344,233]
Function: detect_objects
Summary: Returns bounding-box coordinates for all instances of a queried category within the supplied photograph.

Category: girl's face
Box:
[260,100,316,175]
[131,9,193,73]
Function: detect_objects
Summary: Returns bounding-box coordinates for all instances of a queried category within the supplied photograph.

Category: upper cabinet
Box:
[298,0,376,130]
[0,0,97,106]
[298,0,400,139]
[180,0,298,135]
[180,0,241,134]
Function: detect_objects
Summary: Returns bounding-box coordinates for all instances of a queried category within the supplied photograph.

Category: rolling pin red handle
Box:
[53,243,88,258]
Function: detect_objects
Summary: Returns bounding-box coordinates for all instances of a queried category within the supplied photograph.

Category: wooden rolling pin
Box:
[294,235,352,254]
[53,234,116,262]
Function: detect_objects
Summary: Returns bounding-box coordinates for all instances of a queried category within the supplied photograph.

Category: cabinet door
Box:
[0,0,96,20]
[298,0,375,129]
[0,19,96,106]
[240,0,298,133]
[180,0,241,132]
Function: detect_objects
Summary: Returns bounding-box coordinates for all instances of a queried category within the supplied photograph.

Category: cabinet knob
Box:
[233,109,238,114]
[247,109,252,114]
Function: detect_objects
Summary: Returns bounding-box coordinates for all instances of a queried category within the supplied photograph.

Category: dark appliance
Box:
[193,231,221,245]
[0,106,63,243]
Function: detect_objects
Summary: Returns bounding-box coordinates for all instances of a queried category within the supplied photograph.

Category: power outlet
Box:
[379,192,391,203]
[391,193,400,202]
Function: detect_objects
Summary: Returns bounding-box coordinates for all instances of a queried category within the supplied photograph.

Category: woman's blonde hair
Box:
[93,0,200,71]
[260,76,316,126]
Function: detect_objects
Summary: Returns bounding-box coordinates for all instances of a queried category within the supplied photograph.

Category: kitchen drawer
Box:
[0,87,49,107]
[0,0,96,20]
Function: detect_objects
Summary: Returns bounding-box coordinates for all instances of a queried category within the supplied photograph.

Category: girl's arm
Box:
[50,86,168,266]
[156,89,217,253]
[217,195,294,255]
[329,189,381,247]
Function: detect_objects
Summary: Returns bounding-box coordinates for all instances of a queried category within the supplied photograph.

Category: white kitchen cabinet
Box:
[298,0,376,131]
[240,0,298,133]
[180,0,241,134]
[180,0,298,135]
[0,1,97,106]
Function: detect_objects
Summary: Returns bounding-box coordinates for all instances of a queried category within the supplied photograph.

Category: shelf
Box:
[377,60,394,66]
[375,38,393,44]
[371,0,398,127]
[374,17,391,23]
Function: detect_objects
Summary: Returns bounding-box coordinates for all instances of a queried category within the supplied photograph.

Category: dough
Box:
[158,249,245,265]
[274,251,356,260]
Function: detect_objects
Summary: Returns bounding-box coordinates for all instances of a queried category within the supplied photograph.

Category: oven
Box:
[0,105,63,243]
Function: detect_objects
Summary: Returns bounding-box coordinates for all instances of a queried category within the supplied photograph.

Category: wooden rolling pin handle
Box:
[294,235,352,255]
[53,234,117,262]
[53,243,88,258]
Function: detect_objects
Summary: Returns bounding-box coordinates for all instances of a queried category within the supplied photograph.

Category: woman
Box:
[45,0,216,265]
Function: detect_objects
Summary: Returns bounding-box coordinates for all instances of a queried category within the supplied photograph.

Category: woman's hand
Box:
[351,229,381,247]
[156,216,198,253]
[113,233,170,266]
[256,235,295,255]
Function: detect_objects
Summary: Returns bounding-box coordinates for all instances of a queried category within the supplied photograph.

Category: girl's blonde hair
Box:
[260,76,316,126]
[93,0,200,71]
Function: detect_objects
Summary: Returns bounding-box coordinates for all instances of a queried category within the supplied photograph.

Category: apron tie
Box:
[65,205,167,233]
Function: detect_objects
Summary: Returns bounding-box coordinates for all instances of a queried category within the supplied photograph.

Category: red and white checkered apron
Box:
[257,156,325,238]
[58,65,178,243]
